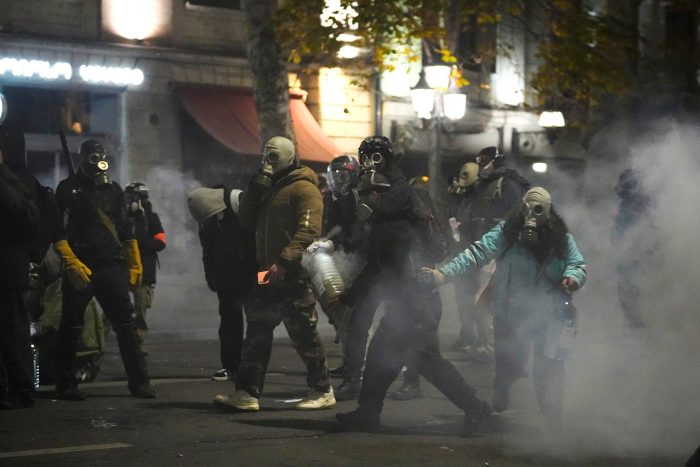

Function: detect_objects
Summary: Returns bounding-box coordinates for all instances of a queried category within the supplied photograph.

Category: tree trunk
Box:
[240,0,293,148]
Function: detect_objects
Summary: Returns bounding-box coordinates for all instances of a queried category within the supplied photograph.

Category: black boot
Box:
[56,384,86,401]
[463,400,492,436]
[128,382,156,399]
[336,408,381,432]
[335,377,362,402]
[492,384,510,413]
[329,363,346,378]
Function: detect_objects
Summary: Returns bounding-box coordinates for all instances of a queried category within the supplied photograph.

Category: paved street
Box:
[1,308,692,467]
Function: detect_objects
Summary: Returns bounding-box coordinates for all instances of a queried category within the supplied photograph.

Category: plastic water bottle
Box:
[309,246,345,308]
[544,295,577,360]
[31,343,40,389]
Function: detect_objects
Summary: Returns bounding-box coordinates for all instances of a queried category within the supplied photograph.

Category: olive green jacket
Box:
[242,165,322,275]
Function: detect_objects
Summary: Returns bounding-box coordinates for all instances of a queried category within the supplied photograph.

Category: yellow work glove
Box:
[54,239,92,290]
[123,239,143,288]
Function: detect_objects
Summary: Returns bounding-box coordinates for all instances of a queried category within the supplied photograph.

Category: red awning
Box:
[175,84,342,163]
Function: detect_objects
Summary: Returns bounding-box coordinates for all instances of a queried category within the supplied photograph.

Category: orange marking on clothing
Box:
[153,232,167,244]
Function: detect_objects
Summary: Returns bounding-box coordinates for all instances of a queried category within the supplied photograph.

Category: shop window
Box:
[456,15,496,74]
[0,86,118,136]
[186,0,240,10]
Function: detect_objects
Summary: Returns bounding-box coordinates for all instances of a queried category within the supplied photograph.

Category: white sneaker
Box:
[213,390,259,412]
[296,387,336,410]
[211,369,231,381]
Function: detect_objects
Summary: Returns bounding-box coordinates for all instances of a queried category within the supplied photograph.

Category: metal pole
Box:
[427,117,441,202]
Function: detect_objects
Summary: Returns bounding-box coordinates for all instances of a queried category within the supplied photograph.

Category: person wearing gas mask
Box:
[123,182,166,350]
[311,154,377,402]
[214,136,335,412]
[0,125,40,409]
[419,187,586,429]
[315,155,363,348]
[451,147,530,361]
[336,136,491,434]
[52,140,155,400]
[446,161,483,353]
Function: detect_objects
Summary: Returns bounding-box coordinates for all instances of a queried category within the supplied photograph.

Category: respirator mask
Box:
[261,136,295,176]
[79,140,111,187]
[519,187,551,246]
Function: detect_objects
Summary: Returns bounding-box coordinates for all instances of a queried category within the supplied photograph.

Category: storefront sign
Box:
[0,57,143,86]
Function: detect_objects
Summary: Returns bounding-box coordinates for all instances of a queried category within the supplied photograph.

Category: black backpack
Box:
[409,187,450,263]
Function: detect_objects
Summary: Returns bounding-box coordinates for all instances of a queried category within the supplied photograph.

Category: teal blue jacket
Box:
[439,222,587,324]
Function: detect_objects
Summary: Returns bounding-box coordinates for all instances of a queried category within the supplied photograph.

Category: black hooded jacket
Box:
[198,187,256,297]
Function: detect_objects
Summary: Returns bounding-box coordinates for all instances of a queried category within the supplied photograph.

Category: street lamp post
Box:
[410,66,466,201]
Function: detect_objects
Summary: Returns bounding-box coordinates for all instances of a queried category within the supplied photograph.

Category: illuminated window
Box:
[186,0,240,10]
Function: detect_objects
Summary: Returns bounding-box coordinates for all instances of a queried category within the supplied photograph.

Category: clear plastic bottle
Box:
[544,295,577,360]
[309,246,345,307]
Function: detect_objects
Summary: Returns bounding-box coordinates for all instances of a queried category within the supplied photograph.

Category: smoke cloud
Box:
[498,121,700,462]
[140,167,221,338]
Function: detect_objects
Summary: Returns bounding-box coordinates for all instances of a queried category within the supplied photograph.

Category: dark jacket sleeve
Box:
[199,222,218,292]
[0,164,40,244]
[113,183,135,242]
[142,211,166,253]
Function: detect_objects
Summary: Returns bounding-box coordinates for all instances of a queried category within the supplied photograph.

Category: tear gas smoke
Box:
[497,121,700,462]
[137,167,220,338]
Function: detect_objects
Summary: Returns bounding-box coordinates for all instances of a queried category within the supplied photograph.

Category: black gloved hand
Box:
[249,168,273,194]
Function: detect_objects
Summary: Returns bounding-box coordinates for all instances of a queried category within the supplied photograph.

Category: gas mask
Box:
[519,187,551,245]
[79,140,111,187]
[452,162,479,194]
[354,172,391,222]
[125,192,142,214]
[360,151,386,173]
[261,136,295,176]
[358,136,392,174]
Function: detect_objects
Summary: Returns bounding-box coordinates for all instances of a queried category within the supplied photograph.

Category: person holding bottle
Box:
[419,187,586,429]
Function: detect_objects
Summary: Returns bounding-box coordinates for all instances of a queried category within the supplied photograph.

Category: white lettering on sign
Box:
[0,58,72,80]
[79,65,144,86]
[0,57,144,87]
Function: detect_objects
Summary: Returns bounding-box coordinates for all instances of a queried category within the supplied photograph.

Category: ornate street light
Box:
[442,79,467,121]
[410,70,435,119]
[410,65,466,200]
[423,64,451,90]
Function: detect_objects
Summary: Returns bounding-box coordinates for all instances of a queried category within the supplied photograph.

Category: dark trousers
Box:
[343,285,381,380]
[494,318,565,424]
[0,287,34,403]
[358,294,482,414]
[217,289,245,375]
[236,283,330,398]
[55,262,149,390]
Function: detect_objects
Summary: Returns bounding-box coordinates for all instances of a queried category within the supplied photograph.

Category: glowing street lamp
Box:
[411,65,467,200]
[442,79,467,121]
[538,110,565,128]
[410,70,435,119]
[423,64,451,90]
